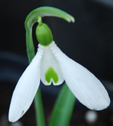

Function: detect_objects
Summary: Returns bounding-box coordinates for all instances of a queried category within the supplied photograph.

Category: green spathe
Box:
[45,67,59,84]
[36,23,53,46]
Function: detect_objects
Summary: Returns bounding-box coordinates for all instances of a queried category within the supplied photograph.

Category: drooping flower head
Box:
[8,7,110,123]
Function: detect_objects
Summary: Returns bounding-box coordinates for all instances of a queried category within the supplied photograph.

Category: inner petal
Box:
[40,42,64,85]
[45,67,58,84]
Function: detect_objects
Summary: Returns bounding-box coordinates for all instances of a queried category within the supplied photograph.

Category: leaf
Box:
[48,83,76,126]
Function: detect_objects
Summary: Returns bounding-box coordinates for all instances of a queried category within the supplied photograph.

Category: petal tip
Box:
[8,111,18,123]
[90,96,111,111]
[8,102,24,123]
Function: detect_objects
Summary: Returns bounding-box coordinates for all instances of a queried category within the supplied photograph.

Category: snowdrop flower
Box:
[8,22,110,123]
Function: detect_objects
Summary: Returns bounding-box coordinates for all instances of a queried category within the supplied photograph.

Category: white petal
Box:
[40,42,64,85]
[8,46,43,122]
[50,42,110,110]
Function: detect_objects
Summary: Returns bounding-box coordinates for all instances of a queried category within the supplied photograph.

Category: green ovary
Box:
[45,67,59,84]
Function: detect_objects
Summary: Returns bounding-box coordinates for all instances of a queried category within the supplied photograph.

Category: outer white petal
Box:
[40,43,64,85]
[50,42,110,110]
[8,46,43,122]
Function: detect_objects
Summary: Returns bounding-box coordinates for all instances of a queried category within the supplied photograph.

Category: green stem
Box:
[25,6,75,62]
[26,26,35,62]
[25,14,46,126]
[25,6,75,63]
[34,88,46,126]
[25,7,75,29]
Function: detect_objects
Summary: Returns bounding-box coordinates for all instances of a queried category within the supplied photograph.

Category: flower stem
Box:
[25,16,46,126]
[34,88,46,126]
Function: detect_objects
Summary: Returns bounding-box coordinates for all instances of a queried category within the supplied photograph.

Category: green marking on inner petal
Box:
[45,67,58,84]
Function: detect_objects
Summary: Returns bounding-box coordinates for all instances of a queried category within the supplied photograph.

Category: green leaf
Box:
[48,83,76,126]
